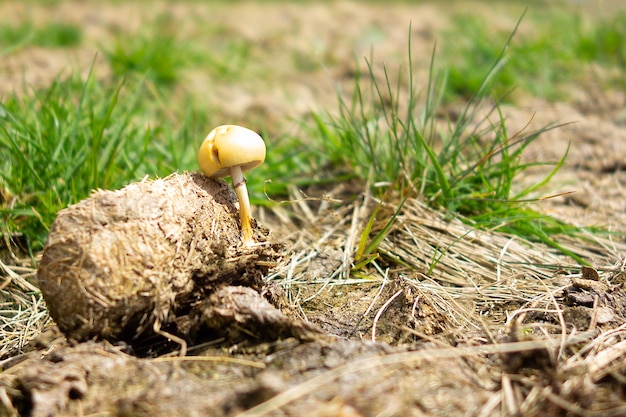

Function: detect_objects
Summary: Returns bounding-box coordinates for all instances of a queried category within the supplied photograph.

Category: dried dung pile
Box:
[36,172,298,351]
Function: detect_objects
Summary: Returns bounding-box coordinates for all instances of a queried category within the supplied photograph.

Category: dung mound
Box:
[37,172,284,349]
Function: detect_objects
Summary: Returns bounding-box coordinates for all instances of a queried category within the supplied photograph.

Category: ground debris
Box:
[0,339,490,417]
[4,330,624,417]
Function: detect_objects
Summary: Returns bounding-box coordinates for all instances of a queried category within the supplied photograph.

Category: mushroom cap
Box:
[198,125,266,178]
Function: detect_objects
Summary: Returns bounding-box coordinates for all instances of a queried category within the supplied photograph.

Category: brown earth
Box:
[1,1,626,417]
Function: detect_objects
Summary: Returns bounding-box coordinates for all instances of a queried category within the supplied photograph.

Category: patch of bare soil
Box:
[1,1,626,417]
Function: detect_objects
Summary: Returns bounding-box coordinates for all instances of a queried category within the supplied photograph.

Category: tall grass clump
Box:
[310,22,592,263]
[0,72,199,251]
[0,65,296,251]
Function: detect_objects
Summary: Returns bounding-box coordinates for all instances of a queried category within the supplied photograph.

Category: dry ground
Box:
[1,1,626,416]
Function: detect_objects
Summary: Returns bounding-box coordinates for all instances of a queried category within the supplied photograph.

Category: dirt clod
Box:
[195,286,325,343]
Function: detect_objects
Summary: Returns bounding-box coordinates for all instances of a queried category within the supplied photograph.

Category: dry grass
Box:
[0,256,49,360]
[266,186,626,326]
[1,185,625,415]
[255,187,626,415]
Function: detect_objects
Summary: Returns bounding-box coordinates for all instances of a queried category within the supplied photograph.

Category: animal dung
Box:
[37,172,282,347]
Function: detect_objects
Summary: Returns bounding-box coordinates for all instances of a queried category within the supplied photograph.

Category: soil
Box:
[1,1,626,417]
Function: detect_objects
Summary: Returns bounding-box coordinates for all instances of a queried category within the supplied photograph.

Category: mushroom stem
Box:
[229,165,254,246]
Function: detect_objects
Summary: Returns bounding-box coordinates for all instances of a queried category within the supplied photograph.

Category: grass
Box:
[441,10,626,101]
[0,21,82,55]
[0,72,209,250]
[103,13,258,87]
[308,19,599,265]
[0,4,620,262]
[105,32,185,86]
[0,76,303,251]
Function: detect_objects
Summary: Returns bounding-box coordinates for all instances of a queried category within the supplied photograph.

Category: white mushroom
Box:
[197,125,266,246]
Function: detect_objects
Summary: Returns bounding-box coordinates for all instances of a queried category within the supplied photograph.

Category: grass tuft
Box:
[0,21,82,55]
[442,10,626,101]
[105,33,185,86]
[0,70,203,250]
[309,20,596,264]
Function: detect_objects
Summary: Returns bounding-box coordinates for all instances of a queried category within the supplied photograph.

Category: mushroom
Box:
[197,125,266,246]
